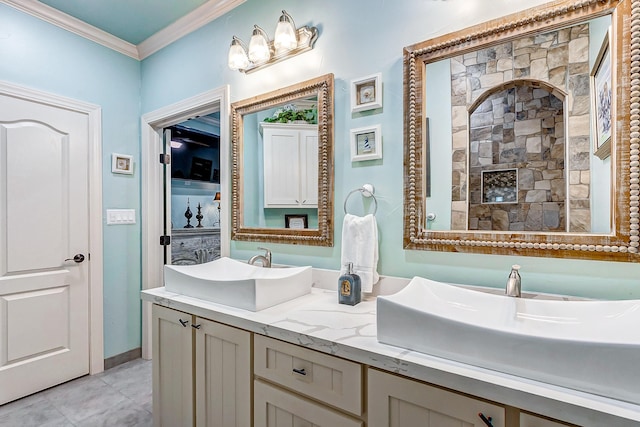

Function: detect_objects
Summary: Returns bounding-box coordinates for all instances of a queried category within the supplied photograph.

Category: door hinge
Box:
[160,235,171,245]
[159,153,171,165]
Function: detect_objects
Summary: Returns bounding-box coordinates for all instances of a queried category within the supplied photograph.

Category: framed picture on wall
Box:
[285,214,308,229]
[112,153,133,174]
[350,125,382,162]
[350,73,382,113]
[591,28,612,160]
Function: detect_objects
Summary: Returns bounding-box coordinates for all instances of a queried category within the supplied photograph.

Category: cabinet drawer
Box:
[254,380,363,427]
[521,413,575,427]
[254,335,362,416]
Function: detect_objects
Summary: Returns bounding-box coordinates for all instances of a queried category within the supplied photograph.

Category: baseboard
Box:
[104,347,142,370]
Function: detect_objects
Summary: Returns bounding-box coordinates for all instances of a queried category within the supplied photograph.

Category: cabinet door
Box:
[194,317,251,427]
[263,127,302,207]
[368,368,505,427]
[300,130,318,206]
[254,380,363,427]
[152,305,194,427]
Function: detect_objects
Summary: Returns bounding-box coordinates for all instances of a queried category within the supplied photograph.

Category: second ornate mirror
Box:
[403,0,639,261]
[231,74,334,246]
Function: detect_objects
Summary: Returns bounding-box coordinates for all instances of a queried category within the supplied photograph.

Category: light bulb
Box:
[227,36,249,70]
[274,10,297,53]
[248,25,270,63]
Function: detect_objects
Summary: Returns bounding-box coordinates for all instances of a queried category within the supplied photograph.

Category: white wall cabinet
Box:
[368,368,506,427]
[152,305,251,427]
[261,123,318,208]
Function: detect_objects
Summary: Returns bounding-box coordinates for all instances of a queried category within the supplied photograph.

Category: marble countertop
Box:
[141,286,640,426]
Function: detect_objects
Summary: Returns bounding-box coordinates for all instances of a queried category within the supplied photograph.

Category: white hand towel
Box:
[340,213,379,293]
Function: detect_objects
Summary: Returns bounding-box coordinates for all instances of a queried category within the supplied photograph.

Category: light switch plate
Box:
[106,209,136,225]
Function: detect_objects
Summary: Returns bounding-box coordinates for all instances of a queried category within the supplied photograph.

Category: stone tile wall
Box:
[450,23,591,232]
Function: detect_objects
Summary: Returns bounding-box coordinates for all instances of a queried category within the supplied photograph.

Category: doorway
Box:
[140,86,230,360]
[166,113,222,266]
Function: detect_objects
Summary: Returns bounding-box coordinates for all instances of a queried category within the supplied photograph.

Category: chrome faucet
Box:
[248,247,272,268]
[505,264,521,297]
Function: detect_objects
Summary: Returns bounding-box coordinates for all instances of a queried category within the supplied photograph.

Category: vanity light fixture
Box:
[227,10,318,74]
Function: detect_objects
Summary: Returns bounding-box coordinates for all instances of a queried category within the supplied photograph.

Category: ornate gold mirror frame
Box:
[403,0,639,261]
[231,73,334,246]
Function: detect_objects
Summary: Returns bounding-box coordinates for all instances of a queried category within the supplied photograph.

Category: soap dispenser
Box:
[338,262,361,306]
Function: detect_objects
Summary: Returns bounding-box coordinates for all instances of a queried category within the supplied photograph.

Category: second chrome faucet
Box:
[505,264,521,297]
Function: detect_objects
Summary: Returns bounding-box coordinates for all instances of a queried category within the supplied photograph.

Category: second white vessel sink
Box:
[164,257,312,311]
[377,276,640,404]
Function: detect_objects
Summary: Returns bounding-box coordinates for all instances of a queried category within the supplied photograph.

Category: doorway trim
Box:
[0,80,104,374]
[140,85,230,359]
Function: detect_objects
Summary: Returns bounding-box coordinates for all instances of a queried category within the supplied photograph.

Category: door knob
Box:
[65,254,85,263]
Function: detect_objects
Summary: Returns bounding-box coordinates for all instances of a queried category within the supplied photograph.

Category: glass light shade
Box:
[228,37,249,70]
[274,16,297,52]
[248,26,270,63]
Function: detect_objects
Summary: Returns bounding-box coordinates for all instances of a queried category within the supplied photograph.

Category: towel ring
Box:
[344,184,378,215]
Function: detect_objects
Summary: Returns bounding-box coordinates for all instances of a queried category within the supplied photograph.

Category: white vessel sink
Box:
[377,276,640,404]
[164,257,312,311]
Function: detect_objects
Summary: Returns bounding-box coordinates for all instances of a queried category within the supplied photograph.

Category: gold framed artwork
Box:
[350,73,382,113]
[591,28,612,160]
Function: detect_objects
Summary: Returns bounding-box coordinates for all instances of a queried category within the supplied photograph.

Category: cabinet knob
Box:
[179,319,189,327]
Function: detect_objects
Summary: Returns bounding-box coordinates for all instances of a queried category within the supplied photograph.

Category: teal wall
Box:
[0,4,142,358]
[142,0,640,300]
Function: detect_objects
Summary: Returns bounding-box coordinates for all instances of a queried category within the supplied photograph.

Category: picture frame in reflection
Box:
[285,214,308,229]
[591,28,612,160]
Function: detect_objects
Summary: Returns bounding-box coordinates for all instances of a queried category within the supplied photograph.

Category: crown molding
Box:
[136,0,246,60]
[2,0,247,61]
[1,0,139,59]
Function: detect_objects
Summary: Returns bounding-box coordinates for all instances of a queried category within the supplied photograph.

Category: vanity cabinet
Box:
[152,305,251,427]
[261,122,318,208]
[147,295,624,427]
[367,368,506,427]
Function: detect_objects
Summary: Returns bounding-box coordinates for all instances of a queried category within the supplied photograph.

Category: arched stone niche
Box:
[449,23,591,232]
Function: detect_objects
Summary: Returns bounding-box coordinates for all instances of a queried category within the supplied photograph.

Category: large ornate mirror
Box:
[231,74,334,246]
[403,0,639,261]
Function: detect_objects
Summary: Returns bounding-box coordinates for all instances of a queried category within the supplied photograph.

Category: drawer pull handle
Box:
[292,368,307,376]
[478,413,493,427]
[191,324,201,329]
[178,319,189,327]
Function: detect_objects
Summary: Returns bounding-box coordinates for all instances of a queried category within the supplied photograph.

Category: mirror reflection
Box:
[424,15,612,233]
[231,73,334,247]
[242,96,319,229]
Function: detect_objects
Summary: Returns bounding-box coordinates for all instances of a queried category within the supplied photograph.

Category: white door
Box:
[0,91,90,404]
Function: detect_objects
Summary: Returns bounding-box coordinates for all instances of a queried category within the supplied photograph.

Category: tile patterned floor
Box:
[0,358,152,427]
